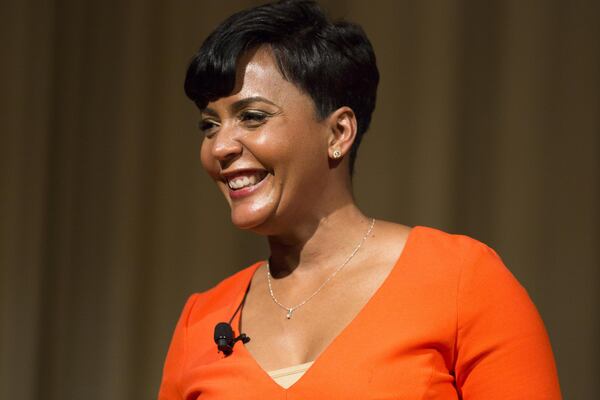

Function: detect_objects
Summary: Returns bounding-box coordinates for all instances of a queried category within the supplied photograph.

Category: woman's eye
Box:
[239,110,270,126]
[198,119,219,136]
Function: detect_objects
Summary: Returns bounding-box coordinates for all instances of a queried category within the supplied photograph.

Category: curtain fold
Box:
[1,1,598,399]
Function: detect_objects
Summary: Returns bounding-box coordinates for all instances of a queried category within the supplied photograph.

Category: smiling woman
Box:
[197,47,341,231]
[158,1,561,399]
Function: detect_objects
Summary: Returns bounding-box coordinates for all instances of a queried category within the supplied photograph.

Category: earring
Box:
[332,149,342,159]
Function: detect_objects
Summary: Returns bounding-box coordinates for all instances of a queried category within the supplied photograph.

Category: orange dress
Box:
[158,226,561,399]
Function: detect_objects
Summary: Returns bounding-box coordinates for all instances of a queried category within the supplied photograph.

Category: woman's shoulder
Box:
[409,224,501,264]
[407,225,528,307]
[377,222,499,265]
[187,261,263,316]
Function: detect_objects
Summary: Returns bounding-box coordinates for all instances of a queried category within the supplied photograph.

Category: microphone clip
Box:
[214,322,251,356]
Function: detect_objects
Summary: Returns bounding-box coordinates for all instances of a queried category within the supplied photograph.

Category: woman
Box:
[159,1,561,398]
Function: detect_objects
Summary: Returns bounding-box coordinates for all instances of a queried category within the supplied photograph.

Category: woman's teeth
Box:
[227,173,264,190]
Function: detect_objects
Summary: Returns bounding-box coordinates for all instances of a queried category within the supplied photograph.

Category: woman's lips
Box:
[227,171,268,200]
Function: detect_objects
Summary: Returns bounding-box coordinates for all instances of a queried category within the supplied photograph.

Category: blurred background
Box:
[1,0,598,398]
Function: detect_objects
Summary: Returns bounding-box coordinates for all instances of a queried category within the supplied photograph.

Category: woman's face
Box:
[199,47,332,233]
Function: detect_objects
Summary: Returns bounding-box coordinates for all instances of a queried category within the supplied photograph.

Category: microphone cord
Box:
[230,282,252,334]
[214,280,253,356]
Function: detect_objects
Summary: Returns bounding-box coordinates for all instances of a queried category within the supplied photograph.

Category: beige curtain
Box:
[1,1,598,399]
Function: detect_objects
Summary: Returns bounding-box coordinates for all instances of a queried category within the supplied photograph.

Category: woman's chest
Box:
[182,290,460,399]
[181,332,459,400]
[239,256,400,371]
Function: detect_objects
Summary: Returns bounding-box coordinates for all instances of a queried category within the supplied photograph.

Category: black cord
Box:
[229,281,252,332]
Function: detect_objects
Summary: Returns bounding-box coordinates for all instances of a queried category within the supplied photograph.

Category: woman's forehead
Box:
[209,48,311,110]
[234,48,289,98]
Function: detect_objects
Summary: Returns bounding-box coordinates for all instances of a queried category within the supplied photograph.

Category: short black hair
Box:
[184,0,379,174]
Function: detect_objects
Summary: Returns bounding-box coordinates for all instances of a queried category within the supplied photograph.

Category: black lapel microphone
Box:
[213,286,251,356]
[214,322,250,356]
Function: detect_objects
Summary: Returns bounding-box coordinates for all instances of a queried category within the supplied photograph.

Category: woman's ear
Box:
[327,106,358,160]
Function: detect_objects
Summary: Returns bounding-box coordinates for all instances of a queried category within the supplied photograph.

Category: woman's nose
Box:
[210,126,243,165]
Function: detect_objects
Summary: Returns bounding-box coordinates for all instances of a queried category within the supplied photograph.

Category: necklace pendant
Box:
[286,309,293,319]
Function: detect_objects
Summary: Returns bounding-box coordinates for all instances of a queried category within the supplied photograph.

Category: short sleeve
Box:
[158,294,200,400]
[454,243,561,399]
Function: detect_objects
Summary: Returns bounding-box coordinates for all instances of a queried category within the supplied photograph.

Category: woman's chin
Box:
[229,204,274,231]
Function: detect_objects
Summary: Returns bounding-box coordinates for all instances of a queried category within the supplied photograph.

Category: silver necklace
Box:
[266,218,376,319]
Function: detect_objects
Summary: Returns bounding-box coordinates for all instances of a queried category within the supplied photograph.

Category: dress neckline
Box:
[229,225,420,392]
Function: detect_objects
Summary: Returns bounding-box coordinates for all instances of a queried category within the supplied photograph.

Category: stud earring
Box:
[332,149,342,159]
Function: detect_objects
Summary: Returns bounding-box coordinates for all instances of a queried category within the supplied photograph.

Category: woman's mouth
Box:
[225,170,269,199]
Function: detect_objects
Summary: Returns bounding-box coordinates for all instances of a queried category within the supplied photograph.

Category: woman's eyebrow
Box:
[201,108,219,117]
[202,96,280,117]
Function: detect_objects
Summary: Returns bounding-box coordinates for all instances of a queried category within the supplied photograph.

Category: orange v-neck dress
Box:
[158,226,561,399]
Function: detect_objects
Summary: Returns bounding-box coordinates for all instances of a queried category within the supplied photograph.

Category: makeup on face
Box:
[198,47,331,232]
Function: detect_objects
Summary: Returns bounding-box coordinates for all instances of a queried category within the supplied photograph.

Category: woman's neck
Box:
[266,203,371,278]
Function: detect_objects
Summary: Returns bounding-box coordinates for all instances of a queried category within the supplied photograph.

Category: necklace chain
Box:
[266,218,376,319]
